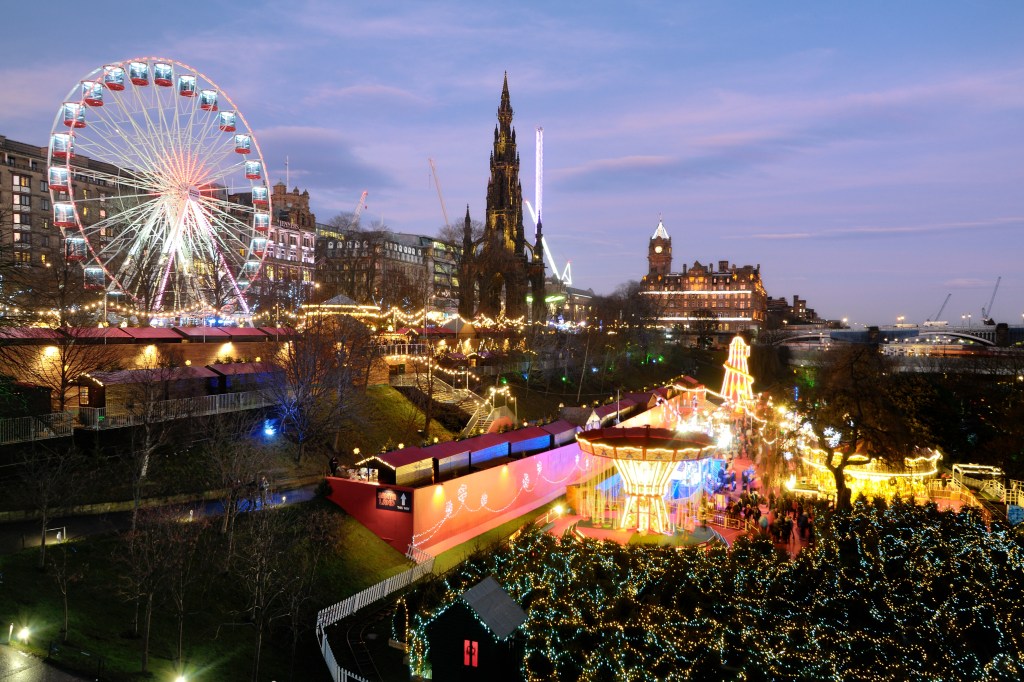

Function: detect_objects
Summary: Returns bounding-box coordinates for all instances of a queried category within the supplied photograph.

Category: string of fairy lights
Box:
[397,501,1024,680]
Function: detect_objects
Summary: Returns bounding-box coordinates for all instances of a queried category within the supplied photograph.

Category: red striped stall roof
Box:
[207,361,275,376]
[65,327,134,341]
[377,447,431,468]
[120,327,184,341]
[217,327,271,340]
[0,327,64,341]
[81,365,219,386]
[173,326,230,340]
[501,426,551,446]
[256,327,298,340]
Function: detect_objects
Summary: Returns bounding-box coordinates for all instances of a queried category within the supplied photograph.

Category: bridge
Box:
[782,323,1024,348]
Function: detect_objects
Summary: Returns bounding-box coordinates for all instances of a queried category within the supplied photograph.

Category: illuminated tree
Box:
[798,344,935,509]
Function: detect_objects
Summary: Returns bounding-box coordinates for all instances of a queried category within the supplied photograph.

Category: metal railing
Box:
[0,412,75,445]
[77,390,275,429]
[707,512,757,533]
[1006,480,1024,507]
[379,343,431,357]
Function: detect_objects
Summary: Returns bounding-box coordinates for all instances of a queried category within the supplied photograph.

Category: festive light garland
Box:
[399,501,1024,680]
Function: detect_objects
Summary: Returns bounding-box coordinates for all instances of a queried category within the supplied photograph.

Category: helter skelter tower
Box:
[721,336,755,410]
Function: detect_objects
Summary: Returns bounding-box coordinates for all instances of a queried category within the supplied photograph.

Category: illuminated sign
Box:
[376,487,412,513]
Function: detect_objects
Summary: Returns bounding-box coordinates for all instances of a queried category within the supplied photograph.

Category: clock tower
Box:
[648,219,672,277]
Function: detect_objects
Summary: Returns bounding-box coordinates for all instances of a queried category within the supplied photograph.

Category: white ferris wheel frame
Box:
[46,56,270,322]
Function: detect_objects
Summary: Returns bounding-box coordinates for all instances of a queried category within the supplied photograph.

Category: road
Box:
[0,645,90,681]
[0,485,318,555]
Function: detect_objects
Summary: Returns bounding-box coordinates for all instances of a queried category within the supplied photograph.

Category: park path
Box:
[0,645,89,682]
[0,484,318,556]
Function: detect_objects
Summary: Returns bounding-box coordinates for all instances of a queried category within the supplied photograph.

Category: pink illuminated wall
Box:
[324,392,696,556]
[410,442,613,554]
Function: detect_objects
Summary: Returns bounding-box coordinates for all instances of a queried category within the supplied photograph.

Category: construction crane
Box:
[427,158,450,230]
[351,190,368,228]
[924,293,951,325]
[523,126,572,285]
[981,276,1001,325]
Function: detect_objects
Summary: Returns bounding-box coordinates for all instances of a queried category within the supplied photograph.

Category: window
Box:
[40,180,49,192]
[12,194,31,209]
[12,212,25,225]
[13,252,29,264]
[39,253,47,264]
[41,198,51,211]
[12,174,29,192]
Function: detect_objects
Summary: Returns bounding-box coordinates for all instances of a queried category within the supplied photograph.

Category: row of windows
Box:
[10,213,52,229]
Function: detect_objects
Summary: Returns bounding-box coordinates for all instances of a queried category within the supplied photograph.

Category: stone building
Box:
[640,219,767,333]
[0,135,118,311]
[459,75,545,321]
[229,182,317,322]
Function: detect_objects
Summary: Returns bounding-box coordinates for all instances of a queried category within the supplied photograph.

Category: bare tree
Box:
[263,312,374,463]
[18,442,84,569]
[233,507,296,682]
[48,539,86,643]
[204,413,273,567]
[0,268,120,409]
[161,509,209,669]
[116,506,184,674]
[122,350,186,533]
[691,308,719,350]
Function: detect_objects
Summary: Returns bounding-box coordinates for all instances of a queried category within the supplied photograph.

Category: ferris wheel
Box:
[47,57,270,322]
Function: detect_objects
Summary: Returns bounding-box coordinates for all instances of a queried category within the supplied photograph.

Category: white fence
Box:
[1006,480,1024,507]
[77,390,274,429]
[316,556,435,629]
[0,412,76,445]
[316,551,435,682]
[319,634,371,682]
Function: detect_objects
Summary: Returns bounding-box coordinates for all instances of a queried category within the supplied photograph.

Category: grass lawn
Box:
[0,498,410,682]
[336,496,567,682]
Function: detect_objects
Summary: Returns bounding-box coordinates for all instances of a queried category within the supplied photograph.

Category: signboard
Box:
[1008,505,1024,526]
[376,487,412,513]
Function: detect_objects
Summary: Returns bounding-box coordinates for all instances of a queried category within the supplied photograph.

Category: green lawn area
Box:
[0,498,410,682]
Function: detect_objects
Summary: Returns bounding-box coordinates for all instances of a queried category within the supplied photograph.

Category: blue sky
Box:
[4,1,1023,325]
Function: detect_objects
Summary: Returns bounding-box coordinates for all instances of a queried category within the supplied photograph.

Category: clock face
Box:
[654,245,663,254]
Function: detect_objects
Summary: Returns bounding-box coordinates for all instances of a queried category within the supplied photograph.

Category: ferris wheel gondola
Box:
[47,57,270,323]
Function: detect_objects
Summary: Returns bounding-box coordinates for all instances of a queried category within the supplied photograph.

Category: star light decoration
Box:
[397,500,1024,680]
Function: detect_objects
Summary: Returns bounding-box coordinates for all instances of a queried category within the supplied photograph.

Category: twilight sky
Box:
[3,1,1023,325]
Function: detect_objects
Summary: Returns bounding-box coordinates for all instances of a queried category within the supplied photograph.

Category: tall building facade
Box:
[316,227,459,313]
[460,75,545,321]
[1,135,118,313]
[229,182,317,320]
[640,220,767,333]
